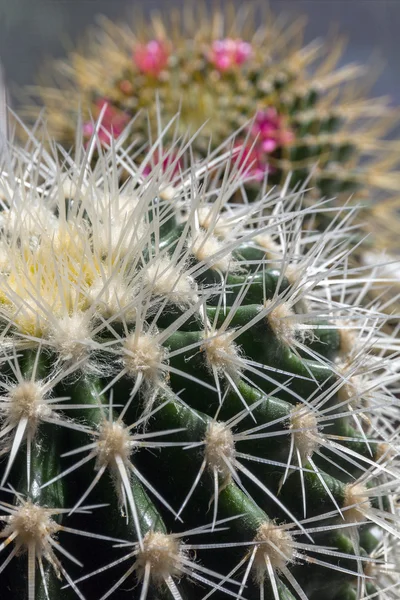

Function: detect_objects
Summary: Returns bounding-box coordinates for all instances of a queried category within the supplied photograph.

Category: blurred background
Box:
[0,0,399,110]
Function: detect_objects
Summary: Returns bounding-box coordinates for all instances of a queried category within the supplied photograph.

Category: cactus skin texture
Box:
[0,117,398,600]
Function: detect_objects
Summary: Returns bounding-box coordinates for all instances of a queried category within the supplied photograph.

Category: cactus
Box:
[23,3,400,199]
[0,113,398,600]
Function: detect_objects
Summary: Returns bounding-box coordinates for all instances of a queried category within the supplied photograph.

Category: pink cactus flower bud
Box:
[82,122,95,138]
[252,108,294,153]
[83,99,130,145]
[234,40,253,65]
[209,38,252,71]
[235,143,270,182]
[133,40,169,77]
[235,109,294,182]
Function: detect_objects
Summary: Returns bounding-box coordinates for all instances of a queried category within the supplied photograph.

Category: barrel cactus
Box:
[0,113,398,600]
[23,2,400,200]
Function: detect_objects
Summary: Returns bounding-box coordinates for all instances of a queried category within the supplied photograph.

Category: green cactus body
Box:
[0,120,398,600]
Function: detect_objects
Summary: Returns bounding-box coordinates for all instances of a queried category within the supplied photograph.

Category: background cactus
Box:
[0,114,398,599]
[22,3,400,197]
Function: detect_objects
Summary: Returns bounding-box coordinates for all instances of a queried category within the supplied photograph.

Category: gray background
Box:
[0,0,399,111]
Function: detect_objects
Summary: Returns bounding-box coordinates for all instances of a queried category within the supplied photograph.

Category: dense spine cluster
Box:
[0,117,398,600]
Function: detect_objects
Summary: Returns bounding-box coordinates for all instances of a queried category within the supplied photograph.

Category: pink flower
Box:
[133,40,169,77]
[235,143,270,182]
[236,109,294,182]
[209,38,252,71]
[251,108,294,153]
[83,99,130,145]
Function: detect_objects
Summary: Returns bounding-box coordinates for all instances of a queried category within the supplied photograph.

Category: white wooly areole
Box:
[0,111,397,600]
